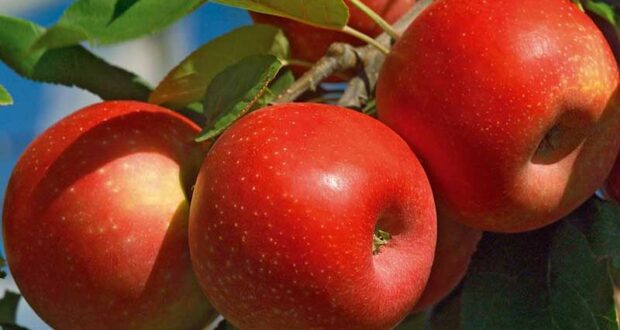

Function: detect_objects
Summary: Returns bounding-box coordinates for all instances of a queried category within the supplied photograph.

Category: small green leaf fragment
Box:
[0,85,13,106]
[362,99,377,115]
[0,253,6,279]
[572,0,585,12]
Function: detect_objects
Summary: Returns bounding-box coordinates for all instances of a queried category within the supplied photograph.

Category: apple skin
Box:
[189,103,436,329]
[376,0,620,233]
[251,0,415,77]
[3,101,215,329]
[412,217,481,312]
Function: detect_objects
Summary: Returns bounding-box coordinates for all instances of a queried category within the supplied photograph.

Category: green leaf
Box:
[254,68,294,108]
[461,209,618,330]
[428,287,463,330]
[548,222,616,329]
[33,0,206,49]
[0,15,150,101]
[0,85,13,106]
[196,54,283,142]
[0,292,19,324]
[461,229,552,330]
[0,291,28,330]
[213,0,349,29]
[584,1,617,26]
[150,24,289,109]
[572,198,620,270]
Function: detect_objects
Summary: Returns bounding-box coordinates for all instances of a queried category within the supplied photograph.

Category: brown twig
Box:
[275,43,358,103]
[274,0,434,106]
[339,0,434,108]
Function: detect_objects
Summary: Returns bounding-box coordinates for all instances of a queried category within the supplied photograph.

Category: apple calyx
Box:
[532,110,594,165]
[372,229,392,255]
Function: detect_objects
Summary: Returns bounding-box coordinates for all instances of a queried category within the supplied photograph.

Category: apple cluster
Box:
[3,0,620,329]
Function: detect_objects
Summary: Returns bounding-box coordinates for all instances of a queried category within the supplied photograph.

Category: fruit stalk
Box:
[342,25,390,54]
[348,0,401,39]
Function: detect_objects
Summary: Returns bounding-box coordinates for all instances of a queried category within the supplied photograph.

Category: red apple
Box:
[251,0,415,77]
[3,101,215,329]
[377,0,620,232]
[607,158,620,202]
[189,103,436,329]
[413,217,481,312]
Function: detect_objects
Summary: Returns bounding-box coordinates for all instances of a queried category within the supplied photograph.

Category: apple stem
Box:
[342,26,390,55]
[348,0,401,40]
[372,229,392,255]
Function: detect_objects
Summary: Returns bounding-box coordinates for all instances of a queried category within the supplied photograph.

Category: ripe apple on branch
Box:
[0,0,620,329]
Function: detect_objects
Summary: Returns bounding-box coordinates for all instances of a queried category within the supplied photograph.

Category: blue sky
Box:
[0,2,250,328]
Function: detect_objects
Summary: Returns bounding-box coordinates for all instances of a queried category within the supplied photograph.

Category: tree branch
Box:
[275,43,358,103]
[339,0,434,108]
[274,0,434,105]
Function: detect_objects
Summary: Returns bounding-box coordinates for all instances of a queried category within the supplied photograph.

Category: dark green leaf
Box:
[0,325,29,330]
[196,54,283,142]
[0,85,12,106]
[0,324,30,330]
[214,319,226,330]
[462,209,618,330]
[112,0,141,21]
[0,15,150,101]
[150,24,289,109]
[255,69,295,108]
[548,222,616,329]
[0,291,28,330]
[213,0,348,29]
[213,319,238,330]
[0,253,5,279]
[395,312,428,330]
[574,198,620,269]
[462,229,552,330]
[34,0,206,49]
[428,285,463,330]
